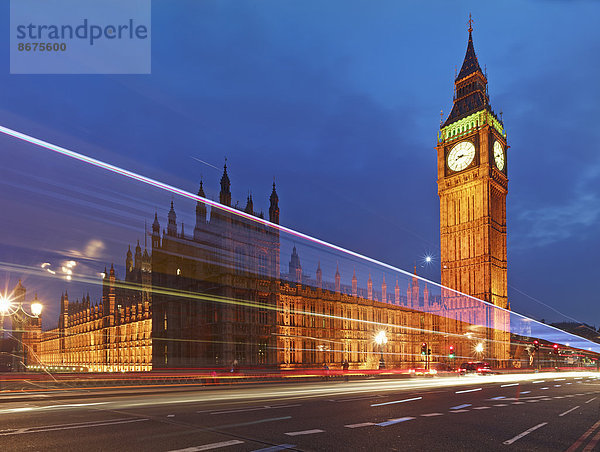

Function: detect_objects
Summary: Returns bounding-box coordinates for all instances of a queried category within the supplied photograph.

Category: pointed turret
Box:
[394,279,400,305]
[335,263,341,293]
[245,193,254,215]
[194,180,207,240]
[442,16,497,128]
[288,245,302,283]
[126,245,133,272]
[167,201,177,236]
[381,274,387,303]
[367,274,373,300]
[220,163,231,206]
[269,182,279,224]
[456,19,482,81]
[316,261,322,289]
[134,239,142,269]
[152,211,160,248]
[352,268,357,297]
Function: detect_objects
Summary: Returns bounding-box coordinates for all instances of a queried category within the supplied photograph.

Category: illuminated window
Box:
[258,252,268,276]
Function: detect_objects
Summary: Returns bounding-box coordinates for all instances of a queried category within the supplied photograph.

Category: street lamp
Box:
[475,342,484,354]
[0,290,43,371]
[375,330,388,370]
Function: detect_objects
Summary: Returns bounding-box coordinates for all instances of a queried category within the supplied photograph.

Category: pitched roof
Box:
[456,31,482,81]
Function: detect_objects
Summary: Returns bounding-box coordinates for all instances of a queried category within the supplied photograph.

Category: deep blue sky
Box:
[1,1,599,328]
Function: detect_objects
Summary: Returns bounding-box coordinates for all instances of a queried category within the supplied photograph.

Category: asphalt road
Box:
[1,371,599,451]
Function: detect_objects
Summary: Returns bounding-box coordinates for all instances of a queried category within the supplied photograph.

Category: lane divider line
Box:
[371,397,422,407]
[345,422,376,428]
[456,388,482,394]
[503,422,548,445]
[168,440,244,452]
[450,404,472,410]
[377,417,415,427]
[559,406,580,417]
[252,445,296,452]
[285,429,324,436]
[585,397,597,404]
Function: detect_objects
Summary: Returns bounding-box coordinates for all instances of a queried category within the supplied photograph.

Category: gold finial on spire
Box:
[440,109,444,126]
[468,13,474,33]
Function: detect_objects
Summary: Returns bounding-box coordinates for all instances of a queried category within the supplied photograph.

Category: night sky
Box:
[0,1,599,329]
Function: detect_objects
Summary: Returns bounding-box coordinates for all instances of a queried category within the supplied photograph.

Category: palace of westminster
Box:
[7,24,512,372]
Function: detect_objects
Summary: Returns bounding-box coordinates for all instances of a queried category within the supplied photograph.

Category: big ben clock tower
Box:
[437,20,509,316]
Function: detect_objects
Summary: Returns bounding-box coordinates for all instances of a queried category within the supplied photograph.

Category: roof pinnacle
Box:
[468,13,473,33]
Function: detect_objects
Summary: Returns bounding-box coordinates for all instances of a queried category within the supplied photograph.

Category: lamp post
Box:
[0,291,43,372]
[375,330,388,370]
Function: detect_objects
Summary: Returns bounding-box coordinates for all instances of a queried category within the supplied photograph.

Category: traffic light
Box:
[553,344,559,354]
[421,343,427,355]
[533,340,540,351]
[449,345,455,359]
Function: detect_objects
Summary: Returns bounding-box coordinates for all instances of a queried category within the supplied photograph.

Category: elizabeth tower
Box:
[436,21,509,321]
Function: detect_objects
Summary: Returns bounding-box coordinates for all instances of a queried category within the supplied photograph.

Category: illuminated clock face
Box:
[447,141,476,172]
[493,141,505,171]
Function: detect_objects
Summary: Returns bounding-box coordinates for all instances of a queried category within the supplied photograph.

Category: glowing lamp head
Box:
[475,343,484,353]
[31,301,43,317]
[375,331,388,346]
[425,256,432,263]
[0,295,12,314]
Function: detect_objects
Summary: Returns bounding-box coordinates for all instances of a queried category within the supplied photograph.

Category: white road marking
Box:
[473,406,491,410]
[585,397,597,404]
[252,445,296,452]
[168,440,244,451]
[554,378,566,381]
[541,387,549,390]
[533,380,545,384]
[503,422,548,445]
[528,400,540,403]
[371,397,422,407]
[450,409,469,413]
[559,406,580,417]
[217,416,291,429]
[421,413,444,417]
[285,429,324,436]
[456,388,482,394]
[501,383,519,388]
[566,383,572,385]
[494,404,508,407]
[345,422,376,428]
[512,402,525,405]
[554,396,565,399]
[554,385,562,387]
[520,391,531,394]
[377,417,415,426]
[490,396,506,400]
[167,415,175,418]
[0,418,149,436]
[210,404,301,415]
[450,404,472,410]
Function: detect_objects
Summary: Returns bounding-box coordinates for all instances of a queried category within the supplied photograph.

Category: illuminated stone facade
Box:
[39,247,152,372]
[436,24,510,364]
